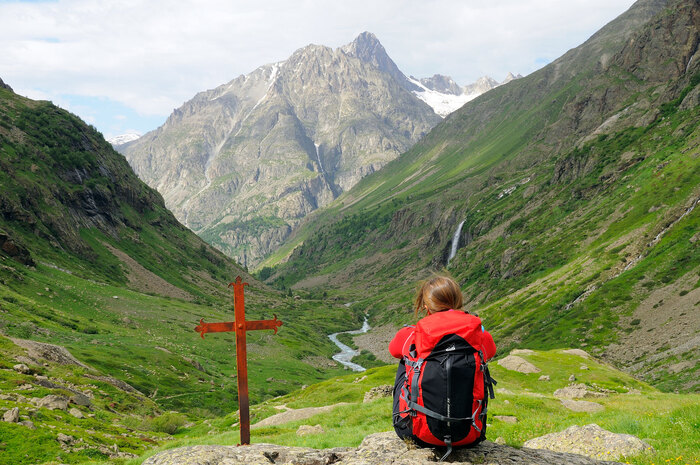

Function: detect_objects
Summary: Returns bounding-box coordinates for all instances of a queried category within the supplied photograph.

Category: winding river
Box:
[328,317,370,372]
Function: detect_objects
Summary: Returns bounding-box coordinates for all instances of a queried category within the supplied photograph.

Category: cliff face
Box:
[121,33,440,267]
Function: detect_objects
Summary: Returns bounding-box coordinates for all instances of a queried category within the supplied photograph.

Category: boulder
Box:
[562,349,591,358]
[69,407,84,419]
[19,420,35,429]
[510,349,535,355]
[554,384,607,399]
[560,399,604,412]
[56,433,74,444]
[37,395,69,410]
[143,431,623,464]
[524,423,653,460]
[497,355,541,373]
[9,338,91,369]
[363,385,392,402]
[12,363,32,374]
[3,407,19,423]
[296,424,325,436]
[539,375,551,381]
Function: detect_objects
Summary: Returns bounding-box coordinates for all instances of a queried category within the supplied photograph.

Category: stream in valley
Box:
[328,316,370,372]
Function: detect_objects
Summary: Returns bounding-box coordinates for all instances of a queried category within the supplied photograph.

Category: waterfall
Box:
[314,143,324,173]
[448,220,466,264]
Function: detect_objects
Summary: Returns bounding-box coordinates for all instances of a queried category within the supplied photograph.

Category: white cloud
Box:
[0,0,636,131]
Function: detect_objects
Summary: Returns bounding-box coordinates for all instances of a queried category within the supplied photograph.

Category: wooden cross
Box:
[194,276,282,445]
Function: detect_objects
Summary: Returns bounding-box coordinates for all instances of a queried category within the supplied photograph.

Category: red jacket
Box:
[389,310,496,360]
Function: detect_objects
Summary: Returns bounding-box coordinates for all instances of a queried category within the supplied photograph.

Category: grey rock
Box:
[37,395,69,410]
[57,433,74,443]
[363,385,392,402]
[9,338,91,369]
[524,423,653,460]
[569,374,577,382]
[539,375,551,381]
[560,399,605,412]
[497,355,541,373]
[19,420,35,429]
[510,349,535,355]
[296,424,325,436]
[84,374,143,395]
[3,407,19,422]
[554,383,607,399]
[13,363,32,374]
[69,407,84,419]
[143,431,621,464]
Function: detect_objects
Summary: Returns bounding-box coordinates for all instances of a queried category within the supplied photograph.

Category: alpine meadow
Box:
[0,0,699,464]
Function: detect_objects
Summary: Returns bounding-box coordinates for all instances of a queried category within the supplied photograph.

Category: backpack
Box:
[392,311,496,461]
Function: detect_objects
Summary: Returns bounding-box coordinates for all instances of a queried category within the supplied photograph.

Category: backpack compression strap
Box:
[479,350,497,400]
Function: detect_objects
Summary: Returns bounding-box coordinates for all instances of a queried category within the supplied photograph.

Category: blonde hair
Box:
[414,276,463,317]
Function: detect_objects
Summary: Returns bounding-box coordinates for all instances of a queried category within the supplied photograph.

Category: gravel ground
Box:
[353,324,401,364]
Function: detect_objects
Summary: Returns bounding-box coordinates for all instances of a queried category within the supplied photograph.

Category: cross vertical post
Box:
[232,276,250,445]
[194,276,282,445]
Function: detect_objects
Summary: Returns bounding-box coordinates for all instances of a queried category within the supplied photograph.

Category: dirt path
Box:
[252,403,349,428]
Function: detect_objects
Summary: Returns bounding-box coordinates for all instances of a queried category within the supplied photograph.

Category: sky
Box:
[0,0,637,140]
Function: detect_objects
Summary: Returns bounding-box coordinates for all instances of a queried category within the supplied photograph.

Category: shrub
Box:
[149,412,187,434]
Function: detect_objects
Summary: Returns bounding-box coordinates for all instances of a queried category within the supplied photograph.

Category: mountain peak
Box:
[352,31,381,49]
[502,72,523,84]
[341,32,421,92]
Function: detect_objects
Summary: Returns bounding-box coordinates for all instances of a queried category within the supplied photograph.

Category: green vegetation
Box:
[115,350,699,465]
[265,14,700,393]
[0,80,364,465]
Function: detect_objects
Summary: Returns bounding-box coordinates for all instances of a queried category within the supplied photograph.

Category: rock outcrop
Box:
[363,384,392,402]
[0,77,12,92]
[10,338,91,369]
[497,355,541,373]
[143,431,623,464]
[524,424,653,460]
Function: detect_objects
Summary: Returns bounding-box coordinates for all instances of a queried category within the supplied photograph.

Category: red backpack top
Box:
[392,311,496,461]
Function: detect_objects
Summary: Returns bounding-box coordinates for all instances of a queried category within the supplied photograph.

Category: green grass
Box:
[107,350,699,465]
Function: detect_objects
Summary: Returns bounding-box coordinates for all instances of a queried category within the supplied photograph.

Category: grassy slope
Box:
[123,350,700,465]
[264,0,700,391]
[0,87,366,463]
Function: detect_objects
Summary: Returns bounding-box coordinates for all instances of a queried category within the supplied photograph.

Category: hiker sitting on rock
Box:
[390,275,497,461]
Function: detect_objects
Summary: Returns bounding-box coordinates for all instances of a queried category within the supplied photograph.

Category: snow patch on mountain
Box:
[107,133,141,146]
[409,77,483,117]
[411,73,522,118]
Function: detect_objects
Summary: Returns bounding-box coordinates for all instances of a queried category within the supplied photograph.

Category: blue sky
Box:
[0,0,636,140]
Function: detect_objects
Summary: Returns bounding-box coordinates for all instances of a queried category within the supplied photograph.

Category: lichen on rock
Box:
[143,431,624,464]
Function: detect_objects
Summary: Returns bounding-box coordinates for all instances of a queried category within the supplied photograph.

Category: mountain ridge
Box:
[266,0,699,391]
[121,32,442,267]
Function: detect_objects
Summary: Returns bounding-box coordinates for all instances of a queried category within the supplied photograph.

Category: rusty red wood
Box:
[194,276,282,445]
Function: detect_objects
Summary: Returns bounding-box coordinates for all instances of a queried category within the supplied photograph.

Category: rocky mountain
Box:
[268,0,699,392]
[120,32,441,267]
[410,73,522,117]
